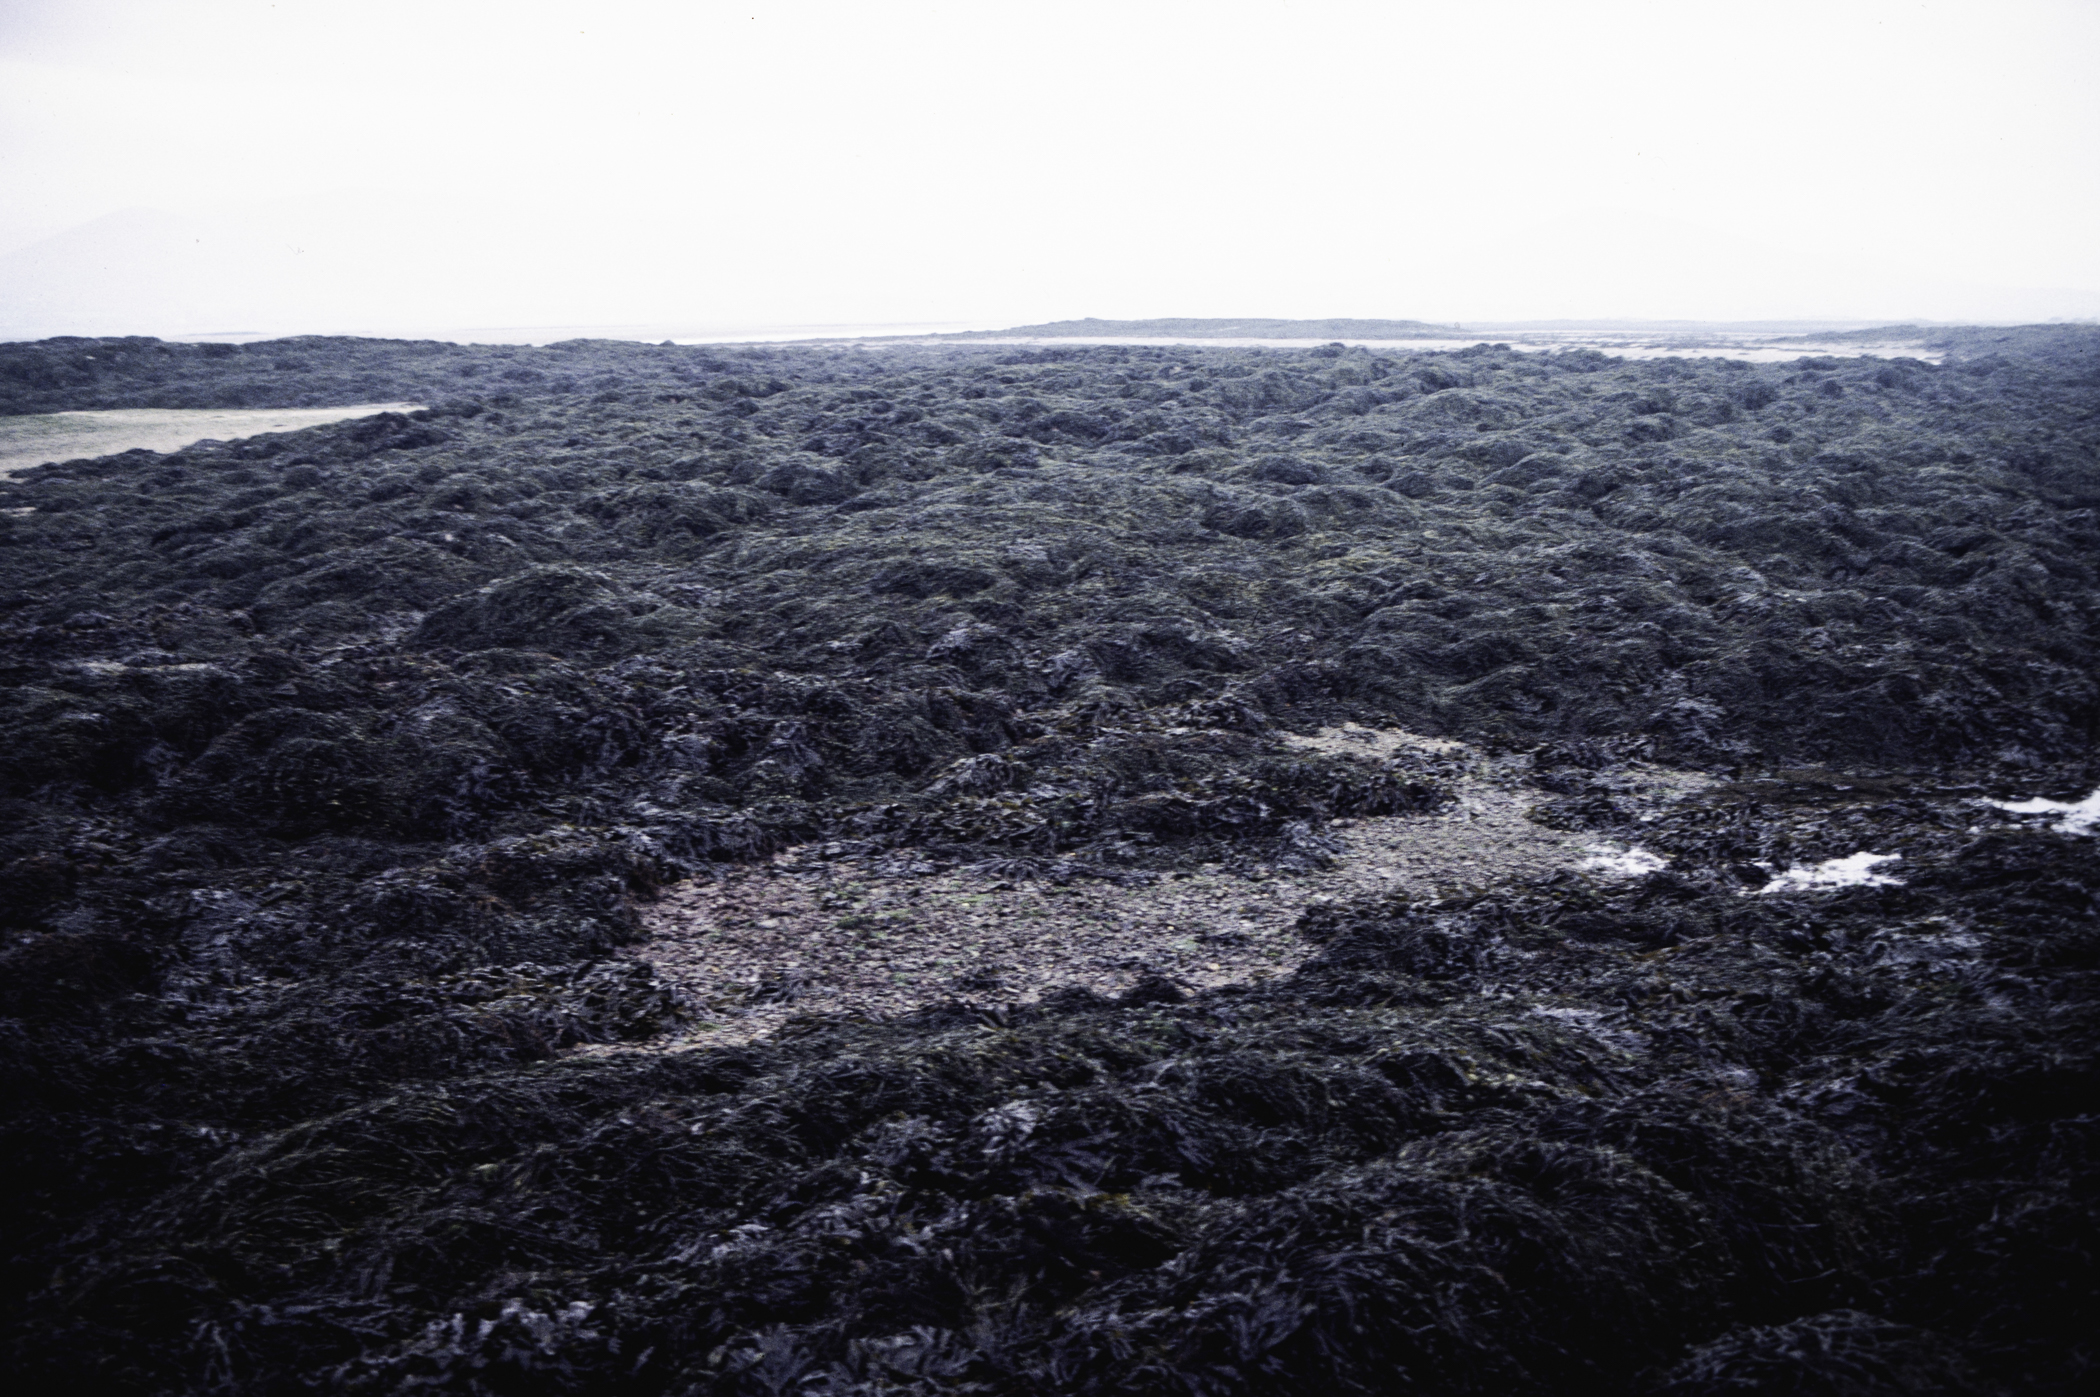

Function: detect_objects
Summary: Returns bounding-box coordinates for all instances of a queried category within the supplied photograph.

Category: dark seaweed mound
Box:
[1,329,2095,1393]
[0,335,522,415]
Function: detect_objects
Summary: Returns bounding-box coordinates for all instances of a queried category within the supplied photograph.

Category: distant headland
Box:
[944,316,1463,339]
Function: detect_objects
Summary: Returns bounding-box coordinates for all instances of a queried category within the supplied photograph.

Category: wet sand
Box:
[0,403,425,478]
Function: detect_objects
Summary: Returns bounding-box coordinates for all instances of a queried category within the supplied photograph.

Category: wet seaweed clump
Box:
[0,327,2095,1392]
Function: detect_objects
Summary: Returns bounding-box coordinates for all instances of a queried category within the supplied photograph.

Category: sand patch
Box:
[0,404,425,478]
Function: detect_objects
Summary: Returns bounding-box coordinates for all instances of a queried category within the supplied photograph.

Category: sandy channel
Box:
[0,404,426,479]
[613,728,1710,1049]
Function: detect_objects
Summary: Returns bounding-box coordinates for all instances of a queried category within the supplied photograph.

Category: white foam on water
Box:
[1580,844,1668,878]
[1986,787,2100,836]
[1754,852,1903,895]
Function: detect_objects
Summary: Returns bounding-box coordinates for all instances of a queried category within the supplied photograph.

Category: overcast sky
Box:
[2,0,2096,336]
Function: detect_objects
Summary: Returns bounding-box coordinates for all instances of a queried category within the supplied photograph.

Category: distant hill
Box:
[956,316,1462,339]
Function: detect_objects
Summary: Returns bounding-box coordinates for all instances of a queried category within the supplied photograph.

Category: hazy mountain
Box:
[0,207,330,339]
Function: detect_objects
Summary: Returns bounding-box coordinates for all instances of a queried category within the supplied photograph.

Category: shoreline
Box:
[0,402,425,478]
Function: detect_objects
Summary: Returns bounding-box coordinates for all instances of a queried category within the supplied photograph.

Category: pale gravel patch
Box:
[1580,845,1670,878]
[594,728,1713,1051]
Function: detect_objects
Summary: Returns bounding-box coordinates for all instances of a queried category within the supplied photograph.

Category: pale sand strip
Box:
[1,404,425,479]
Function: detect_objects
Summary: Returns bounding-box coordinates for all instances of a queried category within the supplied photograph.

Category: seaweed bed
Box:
[1,327,2096,1394]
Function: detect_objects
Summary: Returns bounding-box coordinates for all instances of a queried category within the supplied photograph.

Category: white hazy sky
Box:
[2,0,2097,335]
